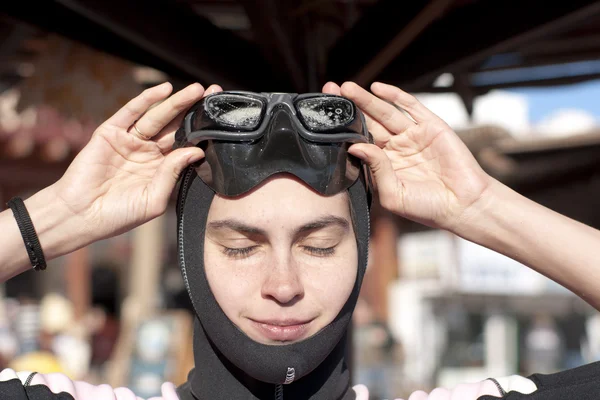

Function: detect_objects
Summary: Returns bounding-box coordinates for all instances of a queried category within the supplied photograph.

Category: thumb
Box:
[349,143,402,212]
[149,147,205,212]
[353,384,370,399]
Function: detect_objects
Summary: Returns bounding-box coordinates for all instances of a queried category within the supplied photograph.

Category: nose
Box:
[261,254,304,306]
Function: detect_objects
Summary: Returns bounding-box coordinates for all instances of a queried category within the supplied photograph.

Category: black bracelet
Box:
[7,197,47,271]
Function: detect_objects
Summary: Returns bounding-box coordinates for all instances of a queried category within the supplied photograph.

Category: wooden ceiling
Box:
[1,1,600,228]
[1,0,600,108]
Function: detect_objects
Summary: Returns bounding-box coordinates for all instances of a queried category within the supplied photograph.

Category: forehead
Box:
[207,175,351,224]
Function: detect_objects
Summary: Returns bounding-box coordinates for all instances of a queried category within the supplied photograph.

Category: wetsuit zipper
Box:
[275,384,283,400]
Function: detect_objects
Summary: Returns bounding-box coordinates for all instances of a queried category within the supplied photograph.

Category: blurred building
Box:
[390,229,597,389]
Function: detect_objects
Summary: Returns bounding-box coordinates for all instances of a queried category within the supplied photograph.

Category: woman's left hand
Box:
[322,81,492,234]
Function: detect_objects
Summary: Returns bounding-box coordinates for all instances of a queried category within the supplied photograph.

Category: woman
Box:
[1,81,599,399]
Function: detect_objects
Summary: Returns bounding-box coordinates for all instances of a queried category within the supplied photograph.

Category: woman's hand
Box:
[401,380,502,400]
[51,82,221,242]
[353,380,502,400]
[323,81,491,232]
[0,82,223,281]
[0,369,180,399]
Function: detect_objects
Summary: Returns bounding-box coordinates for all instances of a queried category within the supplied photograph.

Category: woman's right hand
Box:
[49,82,221,244]
[0,369,180,399]
[353,380,503,399]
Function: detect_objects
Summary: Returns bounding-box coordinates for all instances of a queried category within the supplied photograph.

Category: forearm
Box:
[0,185,90,282]
[456,178,600,309]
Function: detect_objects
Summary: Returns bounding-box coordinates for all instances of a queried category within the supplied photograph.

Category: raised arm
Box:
[323,81,600,310]
[1,82,222,282]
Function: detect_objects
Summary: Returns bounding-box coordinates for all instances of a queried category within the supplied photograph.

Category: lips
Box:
[249,318,314,343]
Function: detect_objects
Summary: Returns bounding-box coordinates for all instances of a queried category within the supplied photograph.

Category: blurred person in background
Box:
[0,80,599,399]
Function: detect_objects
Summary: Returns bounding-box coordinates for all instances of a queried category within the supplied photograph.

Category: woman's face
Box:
[204,175,358,345]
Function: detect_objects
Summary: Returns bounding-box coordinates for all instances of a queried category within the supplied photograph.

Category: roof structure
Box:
[1,1,600,227]
[2,1,600,105]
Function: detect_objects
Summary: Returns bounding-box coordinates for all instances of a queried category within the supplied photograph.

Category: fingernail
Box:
[188,151,204,163]
[349,148,367,160]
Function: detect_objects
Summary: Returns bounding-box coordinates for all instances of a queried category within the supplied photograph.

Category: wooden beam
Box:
[414,72,600,93]
[454,73,475,117]
[352,0,453,86]
[496,131,600,155]
[65,247,91,321]
[366,208,399,322]
[2,0,290,90]
[326,0,441,84]
[518,33,600,56]
[380,0,600,89]
[477,50,600,72]
[476,72,600,90]
[239,0,307,91]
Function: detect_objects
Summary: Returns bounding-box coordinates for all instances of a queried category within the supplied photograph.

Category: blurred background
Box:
[0,1,600,398]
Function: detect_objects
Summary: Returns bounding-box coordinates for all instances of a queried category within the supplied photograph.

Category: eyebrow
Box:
[207,215,350,237]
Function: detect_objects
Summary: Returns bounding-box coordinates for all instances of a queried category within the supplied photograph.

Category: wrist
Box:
[447,176,504,240]
[448,176,540,267]
[23,184,93,261]
[448,177,527,258]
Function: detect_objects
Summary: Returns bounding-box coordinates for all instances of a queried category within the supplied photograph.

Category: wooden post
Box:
[128,215,165,320]
[362,205,399,323]
[65,247,91,320]
[107,215,165,387]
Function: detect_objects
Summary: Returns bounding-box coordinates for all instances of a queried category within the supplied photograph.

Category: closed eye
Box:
[302,246,336,257]
[222,246,259,259]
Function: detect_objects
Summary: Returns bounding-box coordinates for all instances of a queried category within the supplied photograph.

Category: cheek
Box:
[204,243,258,322]
[306,243,358,318]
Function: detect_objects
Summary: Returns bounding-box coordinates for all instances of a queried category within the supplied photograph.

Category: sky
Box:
[508,79,600,123]
[415,78,600,138]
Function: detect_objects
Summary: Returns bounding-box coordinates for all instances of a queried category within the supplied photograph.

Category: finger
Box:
[113,387,140,400]
[479,379,508,397]
[429,388,452,400]
[362,110,395,147]
[407,390,429,400]
[73,381,119,399]
[154,84,223,152]
[105,82,173,129]
[352,384,369,399]
[322,81,341,95]
[450,383,481,400]
[322,81,390,147]
[148,147,205,212]
[204,83,223,96]
[37,373,77,397]
[371,82,440,124]
[341,81,415,134]
[349,143,401,212]
[0,369,17,381]
[160,382,179,399]
[133,82,205,140]
[154,110,187,153]
[161,83,223,138]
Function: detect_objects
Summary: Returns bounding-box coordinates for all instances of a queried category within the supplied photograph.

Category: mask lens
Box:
[205,94,263,129]
[297,97,354,130]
